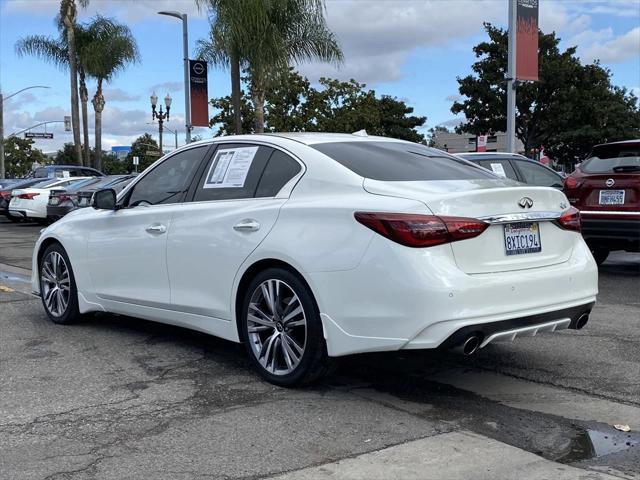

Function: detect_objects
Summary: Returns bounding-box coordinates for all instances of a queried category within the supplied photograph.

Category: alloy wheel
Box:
[41,251,71,317]
[246,279,307,376]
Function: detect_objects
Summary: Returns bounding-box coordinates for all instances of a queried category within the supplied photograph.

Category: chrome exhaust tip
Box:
[453,335,481,356]
[573,313,589,330]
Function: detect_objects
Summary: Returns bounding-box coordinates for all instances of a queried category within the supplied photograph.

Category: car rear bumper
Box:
[47,205,76,221]
[581,215,640,252]
[9,207,46,219]
[311,233,598,357]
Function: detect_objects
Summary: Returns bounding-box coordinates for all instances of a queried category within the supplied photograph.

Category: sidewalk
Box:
[271,431,621,480]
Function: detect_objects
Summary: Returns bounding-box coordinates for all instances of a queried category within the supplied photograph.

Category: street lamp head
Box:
[164,93,172,109]
[158,11,184,20]
[150,92,158,108]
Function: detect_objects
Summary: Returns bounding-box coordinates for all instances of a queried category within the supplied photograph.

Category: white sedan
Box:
[9,177,94,222]
[31,134,598,386]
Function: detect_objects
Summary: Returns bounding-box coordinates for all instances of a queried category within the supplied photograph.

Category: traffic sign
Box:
[25,132,53,139]
[132,156,139,165]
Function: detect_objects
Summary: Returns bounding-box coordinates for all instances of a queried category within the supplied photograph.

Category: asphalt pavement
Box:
[1,216,638,480]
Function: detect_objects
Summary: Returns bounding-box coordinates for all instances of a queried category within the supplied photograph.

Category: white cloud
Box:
[581,27,640,63]
[445,94,463,102]
[150,81,184,93]
[103,88,140,102]
[298,0,504,84]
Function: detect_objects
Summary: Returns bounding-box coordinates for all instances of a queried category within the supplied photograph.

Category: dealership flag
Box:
[189,60,209,127]
[516,0,539,81]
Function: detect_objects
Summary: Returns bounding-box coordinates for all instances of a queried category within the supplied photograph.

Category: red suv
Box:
[564,140,640,265]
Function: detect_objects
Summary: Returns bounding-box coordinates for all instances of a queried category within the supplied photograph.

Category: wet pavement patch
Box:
[561,424,639,462]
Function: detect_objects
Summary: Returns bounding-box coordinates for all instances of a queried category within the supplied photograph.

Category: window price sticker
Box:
[203,146,258,189]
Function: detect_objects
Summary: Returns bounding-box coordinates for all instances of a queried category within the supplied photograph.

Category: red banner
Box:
[516,0,539,81]
[189,60,209,127]
[476,135,487,152]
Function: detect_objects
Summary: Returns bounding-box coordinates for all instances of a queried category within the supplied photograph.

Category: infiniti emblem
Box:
[518,197,534,209]
[606,178,615,187]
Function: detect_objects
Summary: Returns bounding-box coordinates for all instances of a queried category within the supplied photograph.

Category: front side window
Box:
[312,141,494,181]
[128,146,206,206]
[514,160,563,187]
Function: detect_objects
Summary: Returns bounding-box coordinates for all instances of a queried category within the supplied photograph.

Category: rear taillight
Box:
[556,207,581,232]
[563,176,578,189]
[17,192,40,200]
[59,194,78,204]
[354,212,489,248]
[0,191,11,200]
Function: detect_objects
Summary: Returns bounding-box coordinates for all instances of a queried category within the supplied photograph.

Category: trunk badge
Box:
[560,202,567,209]
[518,197,534,209]
[606,178,615,187]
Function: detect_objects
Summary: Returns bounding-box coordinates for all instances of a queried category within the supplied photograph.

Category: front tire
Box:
[240,268,330,387]
[39,243,81,324]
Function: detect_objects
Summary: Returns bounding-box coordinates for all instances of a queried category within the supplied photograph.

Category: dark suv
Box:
[564,140,640,265]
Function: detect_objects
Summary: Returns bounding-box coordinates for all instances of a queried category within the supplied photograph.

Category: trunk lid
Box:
[569,171,639,213]
[363,179,575,274]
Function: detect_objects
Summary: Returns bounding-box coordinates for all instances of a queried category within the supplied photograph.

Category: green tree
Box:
[427,125,451,147]
[125,134,160,172]
[16,23,93,166]
[55,143,78,164]
[81,16,139,172]
[209,69,426,142]
[196,0,343,133]
[451,23,640,165]
[99,151,126,175]
[2,137,48,178]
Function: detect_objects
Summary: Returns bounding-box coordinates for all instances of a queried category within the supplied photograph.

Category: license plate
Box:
[504,222,542,256]
[599,190,625,205]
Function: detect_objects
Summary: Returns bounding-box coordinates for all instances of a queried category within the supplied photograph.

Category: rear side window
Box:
[256,150,301,197]
[476,159,518,180]
[193,145,272,202]
[513,160,563,187]
[312,142,494,181]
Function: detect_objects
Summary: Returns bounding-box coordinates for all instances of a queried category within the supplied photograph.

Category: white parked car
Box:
[10,177,94,222]
[31,134,598,386]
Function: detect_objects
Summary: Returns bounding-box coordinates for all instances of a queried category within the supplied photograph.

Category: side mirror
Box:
[92,188,116,210]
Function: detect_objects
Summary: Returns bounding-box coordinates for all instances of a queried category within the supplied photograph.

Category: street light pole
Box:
[151,92,172,153]
[506,0,517,153]
[0,85,50,179]
[158,11,192,144]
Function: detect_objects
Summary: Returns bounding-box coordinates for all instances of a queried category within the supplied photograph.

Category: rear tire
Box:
[39,243,81,325]
[240,267,330,387]
[591,248,609,266]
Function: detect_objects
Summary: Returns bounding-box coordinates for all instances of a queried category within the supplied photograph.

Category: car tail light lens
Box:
[0,191,11,200]
[564,176,578,189]
[556,207,581,232]
[354,212,489,248]
[17,192,40,200]
[59,194,78,204]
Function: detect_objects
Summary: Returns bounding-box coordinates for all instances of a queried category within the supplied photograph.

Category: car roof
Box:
[189,132,412,148]
[455,152,529,160]
[593,139,640,148]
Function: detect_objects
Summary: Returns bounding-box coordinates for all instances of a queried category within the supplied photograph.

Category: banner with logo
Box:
[189,60,209,127]
[516,0,539,81]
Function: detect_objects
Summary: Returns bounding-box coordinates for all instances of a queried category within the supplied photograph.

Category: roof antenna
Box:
[352,129,368,137]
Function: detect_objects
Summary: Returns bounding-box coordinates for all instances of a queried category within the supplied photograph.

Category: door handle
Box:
[233,219,260,232]
[145,224,167,234]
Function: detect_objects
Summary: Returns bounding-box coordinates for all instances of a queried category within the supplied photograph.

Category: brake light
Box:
[354,212,489,248]
[564,176,578,189]
[60,194,78,204]
[0,191,11,200]
[17,192,40,200]
[556,207,581,232]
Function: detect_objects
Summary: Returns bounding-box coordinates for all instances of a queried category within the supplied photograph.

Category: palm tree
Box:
[196,0,343,133]
[15,24,92,166]
[60,0,89,165]
[81,16,139,171]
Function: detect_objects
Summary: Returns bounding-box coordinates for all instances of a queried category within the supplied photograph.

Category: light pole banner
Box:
[516,0,539,81]
[189,60,209,127]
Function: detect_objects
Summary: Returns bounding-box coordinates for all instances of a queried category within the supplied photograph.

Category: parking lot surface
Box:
[1,216,639,479]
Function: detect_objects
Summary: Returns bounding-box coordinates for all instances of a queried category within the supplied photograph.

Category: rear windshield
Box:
[312,141,495,181]
[582,143,640,173]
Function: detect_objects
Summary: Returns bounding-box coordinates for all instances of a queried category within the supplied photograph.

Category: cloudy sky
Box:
[1,0,639,153]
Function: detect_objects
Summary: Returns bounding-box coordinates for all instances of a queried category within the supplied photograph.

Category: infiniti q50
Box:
[32,133,598,386]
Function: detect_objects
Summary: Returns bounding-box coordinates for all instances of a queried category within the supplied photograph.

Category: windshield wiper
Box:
[613,165,640,173]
